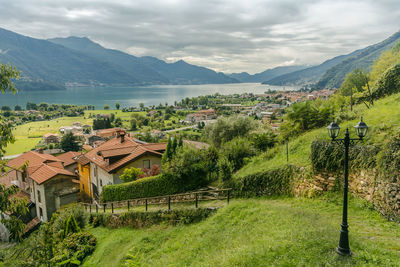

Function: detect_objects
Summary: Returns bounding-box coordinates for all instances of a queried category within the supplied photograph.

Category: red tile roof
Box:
[75,154,90,166]
[29,164,75,184]
[7,151,62,170]
[56,151,81,167]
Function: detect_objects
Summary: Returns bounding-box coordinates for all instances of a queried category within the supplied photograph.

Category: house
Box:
[83,132,166,199]
[75,154,92,199]
[56,151,82,174]
[185,109,217,123]
[43,133,60,145]
[59,126,82,134]
[6,151,79,222]
[96,127,126,139]
[86,134,104,146]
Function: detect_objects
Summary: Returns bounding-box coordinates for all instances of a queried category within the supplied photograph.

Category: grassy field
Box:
[83,194,400,267]
[4,116,93,156]
[235,92,400,178]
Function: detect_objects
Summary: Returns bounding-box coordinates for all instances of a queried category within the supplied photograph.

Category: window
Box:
[143,160,150,169]
[39,207,43,219]
[37,190,41,203]
[82,184,85,191]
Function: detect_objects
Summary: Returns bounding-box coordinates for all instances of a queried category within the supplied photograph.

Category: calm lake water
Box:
[0,83,299,109]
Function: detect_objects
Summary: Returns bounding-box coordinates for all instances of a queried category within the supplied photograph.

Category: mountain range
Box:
[0,28,237,90]
[263,31,400,88]
[1,27,399,90]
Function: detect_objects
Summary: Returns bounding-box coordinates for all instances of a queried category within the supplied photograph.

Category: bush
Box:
[120,167,145,182]
[220,137,256,171]
[311,140,379,173]
[373,64,400,99]
[89,208,217,228]
[51,232,97,266]
[234,165,298,197]
[100,174,181,202]
[377,134,400,182]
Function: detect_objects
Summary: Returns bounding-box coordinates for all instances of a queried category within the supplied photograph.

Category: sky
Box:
[0,0,399,74]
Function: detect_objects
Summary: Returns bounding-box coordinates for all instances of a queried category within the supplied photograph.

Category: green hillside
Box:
[83,196,400,267]
[236,92,400,178]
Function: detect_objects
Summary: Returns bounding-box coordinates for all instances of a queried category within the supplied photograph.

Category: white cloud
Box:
[0,0,399,73]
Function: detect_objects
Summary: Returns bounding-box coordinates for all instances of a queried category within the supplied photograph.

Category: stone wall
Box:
[294,168,400,220]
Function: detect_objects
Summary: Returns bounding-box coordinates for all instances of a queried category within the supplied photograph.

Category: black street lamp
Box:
[326,117,368,256]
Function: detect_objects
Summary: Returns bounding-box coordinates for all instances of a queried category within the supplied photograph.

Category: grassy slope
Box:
[235,92,400,178]
[83,195,400,267]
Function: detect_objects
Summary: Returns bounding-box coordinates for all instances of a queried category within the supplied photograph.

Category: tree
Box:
[0,64,19,94]
[115,102,120,110]
[60,132,81,152]
[14,105,22,111]
[114,117,123,127]
[104,105,110,110]
[139,103,145,110]
[340,68,373,110]
[203,115,258,147]
[1,105,11,111]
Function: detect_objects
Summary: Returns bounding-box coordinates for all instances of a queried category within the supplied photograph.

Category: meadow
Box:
[83,194,400,267]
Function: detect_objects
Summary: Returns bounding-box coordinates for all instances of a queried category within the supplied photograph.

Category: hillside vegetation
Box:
[83,195,400,267]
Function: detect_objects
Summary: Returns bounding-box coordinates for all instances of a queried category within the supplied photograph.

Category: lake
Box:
[0,83,299,109]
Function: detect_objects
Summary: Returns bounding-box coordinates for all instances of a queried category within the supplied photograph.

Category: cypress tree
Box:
[178,135,183,147]
[172,136,178,154]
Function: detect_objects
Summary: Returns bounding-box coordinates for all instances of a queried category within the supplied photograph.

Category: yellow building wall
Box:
[78,163,92,198]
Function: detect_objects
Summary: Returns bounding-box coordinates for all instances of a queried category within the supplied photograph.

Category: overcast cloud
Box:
[0,0,399,73]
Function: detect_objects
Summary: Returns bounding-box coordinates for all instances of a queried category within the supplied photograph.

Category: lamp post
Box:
[326,117,368,256]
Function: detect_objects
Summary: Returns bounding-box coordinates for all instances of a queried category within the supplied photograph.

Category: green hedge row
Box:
[89,208,217,228]
[100,174,181,202]
[311,140,379,173]
[233,165,298,197]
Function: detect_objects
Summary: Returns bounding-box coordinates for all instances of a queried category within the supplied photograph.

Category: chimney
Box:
[38,148,44,154]
[120,132,125,143]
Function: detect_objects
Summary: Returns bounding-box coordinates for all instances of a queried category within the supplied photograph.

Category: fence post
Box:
[103,203,106,213]
[89,205,92,213]
[145,199,148,211]
[195,193,198,208]
[96,204,98,213]
[111,203,114,213]
[168,196,171,210]
[227,190,230,204]
[127,201,130,211]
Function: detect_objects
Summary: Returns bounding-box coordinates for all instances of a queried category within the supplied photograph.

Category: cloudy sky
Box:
[0,0,399,74]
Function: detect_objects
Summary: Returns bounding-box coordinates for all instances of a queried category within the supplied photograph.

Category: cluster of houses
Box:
[0,128,166,241]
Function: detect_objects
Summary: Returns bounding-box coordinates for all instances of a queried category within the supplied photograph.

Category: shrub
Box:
[120,167,145,182]
[311,140,379,173]
[377,134,400,182]
[51,232,97,266]
[234,165,298,197]
[89,208,217,228]
[220,137,256,171]
[100,174,181,202]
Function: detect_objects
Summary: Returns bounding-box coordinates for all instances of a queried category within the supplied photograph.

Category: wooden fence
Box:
[83,188,231,214]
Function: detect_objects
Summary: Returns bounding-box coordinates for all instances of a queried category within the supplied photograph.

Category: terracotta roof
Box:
[142,143,167,152]
[43,133,59,138]
[99,146,135,158]
[84,135,164,173]
[74,154,90,166]
[7,151,62,170]
[56,151,81,167]
[96,127,126,137]
[29,164,75,184]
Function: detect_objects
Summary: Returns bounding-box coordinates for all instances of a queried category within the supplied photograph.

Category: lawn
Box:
[235,92,400,178]
[83,194,400,267]
[4,116,93,156]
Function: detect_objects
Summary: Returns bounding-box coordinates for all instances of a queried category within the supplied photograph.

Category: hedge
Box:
[89,208,217,228]
[234,165,298,197]
[100,174,181,202]
[311,140,379,173]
